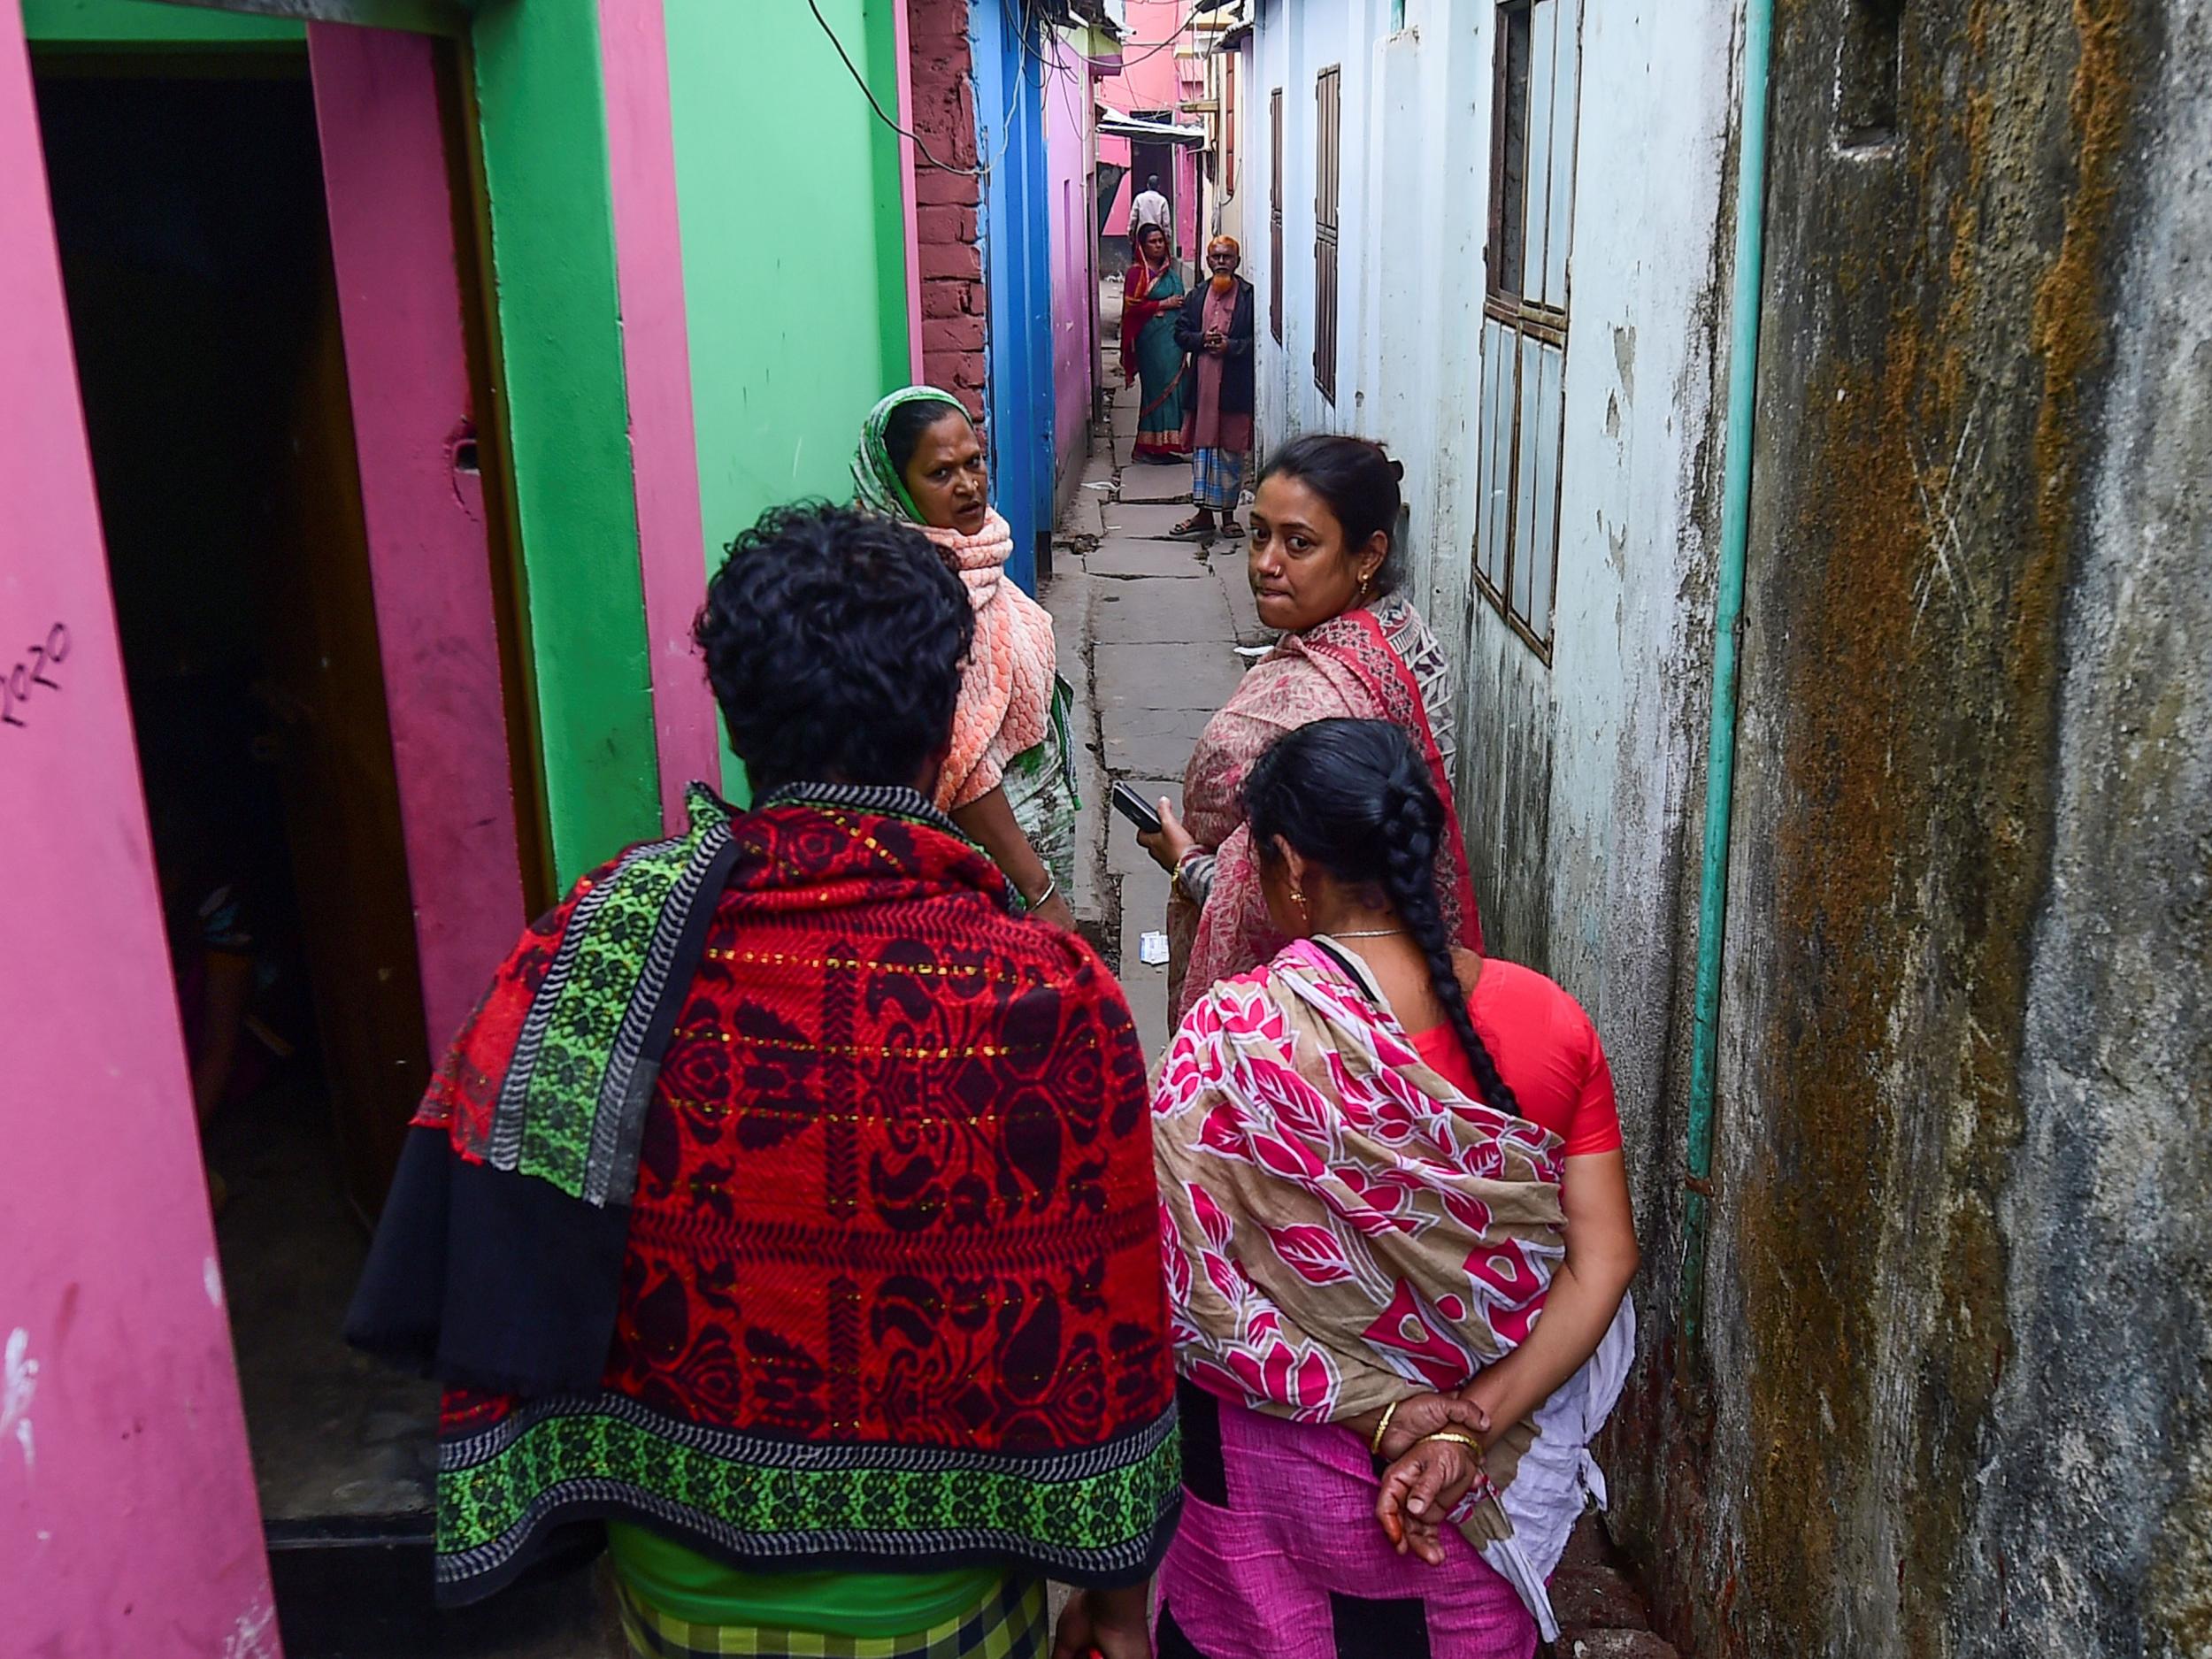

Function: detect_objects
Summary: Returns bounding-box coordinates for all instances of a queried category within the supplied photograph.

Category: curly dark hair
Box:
[1242,718,1517,1118]
[693,503,973,795]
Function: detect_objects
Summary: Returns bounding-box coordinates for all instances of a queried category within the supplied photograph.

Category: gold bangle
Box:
[1418,1431,1479,1449]
[1368,1398,1402,1456]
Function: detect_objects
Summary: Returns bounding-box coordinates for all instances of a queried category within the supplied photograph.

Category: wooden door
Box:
[258,271,432,1225]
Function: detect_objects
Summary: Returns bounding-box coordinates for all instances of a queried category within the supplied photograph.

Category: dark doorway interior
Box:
[33,63,439,1533]
[1130,123,1176,250]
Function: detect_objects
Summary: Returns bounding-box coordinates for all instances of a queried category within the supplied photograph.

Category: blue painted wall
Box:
[970,0,1054,593]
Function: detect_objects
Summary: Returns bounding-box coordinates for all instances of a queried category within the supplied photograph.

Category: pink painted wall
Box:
[1095,0,1200,255]
[0,5,277,1653]
[1045,27,1094,481]
[308,23,527,1048]
[598,0,721,827]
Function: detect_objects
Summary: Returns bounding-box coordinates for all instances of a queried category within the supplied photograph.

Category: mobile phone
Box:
[1110,781,1164,836]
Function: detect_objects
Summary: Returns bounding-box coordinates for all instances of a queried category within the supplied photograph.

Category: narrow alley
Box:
[1044,290,1263,1054]
[1046,286,1681,1659]
[4,2,2208,1658]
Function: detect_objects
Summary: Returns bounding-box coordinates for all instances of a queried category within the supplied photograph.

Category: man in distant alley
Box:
[1132,173,1171,248]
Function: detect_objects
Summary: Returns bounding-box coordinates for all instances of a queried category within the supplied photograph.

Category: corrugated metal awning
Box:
[1098,112,1208,148]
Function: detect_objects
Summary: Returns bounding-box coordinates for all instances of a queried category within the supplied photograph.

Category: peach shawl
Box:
[921,510,1058,812]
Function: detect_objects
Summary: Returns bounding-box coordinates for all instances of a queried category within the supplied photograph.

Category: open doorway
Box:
[1129,123,1177,257]
[34,60,441,1532]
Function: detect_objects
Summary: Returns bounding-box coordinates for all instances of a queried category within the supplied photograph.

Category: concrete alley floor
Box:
[1043,317,1268,1059]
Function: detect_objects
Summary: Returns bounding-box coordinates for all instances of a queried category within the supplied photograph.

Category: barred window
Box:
[1474,1,1580,656]
[1313,65,1340,403]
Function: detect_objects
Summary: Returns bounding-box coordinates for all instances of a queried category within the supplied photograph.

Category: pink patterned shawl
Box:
[1154,937,1562,1547]
[1167,596,1481,1021]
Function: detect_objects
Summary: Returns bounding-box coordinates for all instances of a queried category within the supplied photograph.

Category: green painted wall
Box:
[469,0,658,882]
[21,0,303,43]
[661,0,912,796]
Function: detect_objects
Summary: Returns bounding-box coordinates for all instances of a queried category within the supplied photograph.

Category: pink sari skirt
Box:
[1156,1385,1537,1659]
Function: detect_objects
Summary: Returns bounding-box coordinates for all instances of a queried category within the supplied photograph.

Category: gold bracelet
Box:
[1419,1431,1479,1449]
[1368,1398,1402,1456]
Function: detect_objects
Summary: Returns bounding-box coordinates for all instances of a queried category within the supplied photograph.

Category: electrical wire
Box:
[804,0,986,176]
[804,0,1194,187]
[1025,5,1094,138]
[1114,4,1203,73]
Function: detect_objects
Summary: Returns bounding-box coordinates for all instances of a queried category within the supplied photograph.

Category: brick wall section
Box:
[906,0,987,417]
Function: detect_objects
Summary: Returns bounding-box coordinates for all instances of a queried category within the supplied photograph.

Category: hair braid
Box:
[1373,765,1521,1120]
[1243,718,1517,1116]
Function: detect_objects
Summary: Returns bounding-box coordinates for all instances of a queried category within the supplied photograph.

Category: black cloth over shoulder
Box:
[1175,277,1257,419]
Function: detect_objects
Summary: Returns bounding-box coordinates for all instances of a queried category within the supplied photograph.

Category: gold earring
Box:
[1290,884,1308,913]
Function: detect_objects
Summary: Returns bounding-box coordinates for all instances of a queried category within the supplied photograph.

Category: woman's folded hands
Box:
[1364,1392,1494,1566]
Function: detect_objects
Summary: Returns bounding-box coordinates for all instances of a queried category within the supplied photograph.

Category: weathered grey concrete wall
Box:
[1663,1,2212,1655]
[1248,1,2208,1649]
[1961,8,2212,1649]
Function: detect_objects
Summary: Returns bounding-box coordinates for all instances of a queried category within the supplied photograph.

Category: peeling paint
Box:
[220,1599,277,1659]
[3,1326,37,1476]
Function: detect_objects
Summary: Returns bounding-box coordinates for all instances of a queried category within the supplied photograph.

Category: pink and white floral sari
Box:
[1153,937,1633,1642]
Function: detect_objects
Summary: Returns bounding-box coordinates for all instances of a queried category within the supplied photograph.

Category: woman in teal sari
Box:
[1120,223,1188,464]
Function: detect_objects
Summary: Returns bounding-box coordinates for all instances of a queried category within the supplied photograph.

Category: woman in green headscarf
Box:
[854,387,1080,932]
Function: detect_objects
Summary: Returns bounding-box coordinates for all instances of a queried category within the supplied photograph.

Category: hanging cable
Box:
[805,0,986,176]
[1115,4,1202,73]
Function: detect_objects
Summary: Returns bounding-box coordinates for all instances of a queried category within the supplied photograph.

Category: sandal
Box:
[1169,515,1216,541]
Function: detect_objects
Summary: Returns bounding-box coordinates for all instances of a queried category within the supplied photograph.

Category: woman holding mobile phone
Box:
[1137,434,1484,1023]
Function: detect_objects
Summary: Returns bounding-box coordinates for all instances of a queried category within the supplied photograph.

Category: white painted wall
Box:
[1245,0,1747,1235]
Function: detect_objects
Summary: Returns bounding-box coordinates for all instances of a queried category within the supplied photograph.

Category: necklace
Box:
[1330,927,1404,939]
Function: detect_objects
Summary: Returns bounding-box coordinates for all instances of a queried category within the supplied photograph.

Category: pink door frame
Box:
[307,0,725,1010]
[0,4,279,1651]
[308,21,528,1047]
[597,0,721,826]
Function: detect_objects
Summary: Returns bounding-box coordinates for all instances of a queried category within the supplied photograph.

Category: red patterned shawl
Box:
[350,785,1179,1603]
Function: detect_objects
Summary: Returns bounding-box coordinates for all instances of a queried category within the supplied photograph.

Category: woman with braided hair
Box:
[1149,718,1638,1658]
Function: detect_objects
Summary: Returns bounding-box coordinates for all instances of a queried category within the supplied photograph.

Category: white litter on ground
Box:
[1138,931,1171,966]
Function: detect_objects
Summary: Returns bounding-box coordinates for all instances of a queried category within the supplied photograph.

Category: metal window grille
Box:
[1270,88,1284,343]
[1314,65,1341,403]
[1474,0,1579,657]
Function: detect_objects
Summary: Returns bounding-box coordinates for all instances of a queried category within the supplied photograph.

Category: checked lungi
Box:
[1190,447,1249,511]
[615,1575,1048,1659]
